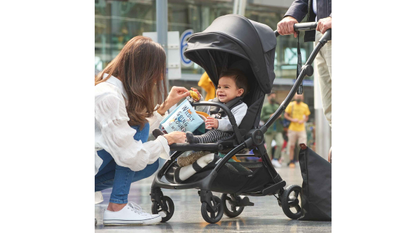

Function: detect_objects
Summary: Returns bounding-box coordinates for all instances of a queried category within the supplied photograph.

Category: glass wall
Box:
[95,0,313,80]
[95,0,234,75]
[95,0,317,142]
[168,0,234,75]
[95,0,315,114]
[95,0,157,71]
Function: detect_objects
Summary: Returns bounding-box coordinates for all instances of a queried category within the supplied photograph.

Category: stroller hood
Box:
[184,14,276,94]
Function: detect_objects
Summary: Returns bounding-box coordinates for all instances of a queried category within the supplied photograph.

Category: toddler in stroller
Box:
[150,14,331,224]
[177,68,249,168]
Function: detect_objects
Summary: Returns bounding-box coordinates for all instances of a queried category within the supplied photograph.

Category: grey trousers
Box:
[193,130,232,143]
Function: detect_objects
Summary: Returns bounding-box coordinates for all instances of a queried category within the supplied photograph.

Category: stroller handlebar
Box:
[294,22,318,31]
[274,22,318,37]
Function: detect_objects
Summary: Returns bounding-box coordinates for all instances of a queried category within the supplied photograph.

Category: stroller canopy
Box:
[184,14,276,94]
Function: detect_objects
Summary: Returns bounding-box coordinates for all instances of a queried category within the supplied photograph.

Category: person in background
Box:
[95,36,188,225]
[277,0,332,161]
[284,94,310,168]
[261,92,284,168]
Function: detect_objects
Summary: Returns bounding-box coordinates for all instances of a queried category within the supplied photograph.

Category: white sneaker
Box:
[272,159,281,168]
[103,202,161,225]
[95,191,103,204]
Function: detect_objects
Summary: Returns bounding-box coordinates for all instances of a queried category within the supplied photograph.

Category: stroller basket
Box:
[165,158,276,195]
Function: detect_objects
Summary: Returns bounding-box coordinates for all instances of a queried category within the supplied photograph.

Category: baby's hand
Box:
[205,117,218,129]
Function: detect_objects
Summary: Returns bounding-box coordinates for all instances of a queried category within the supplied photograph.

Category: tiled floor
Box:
[95,163,331,232]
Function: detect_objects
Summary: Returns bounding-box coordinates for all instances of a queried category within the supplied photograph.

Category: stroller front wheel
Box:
[221,193,244,218]
[201,195,223,224]
[281,185,303,219]
[151,196,175,222]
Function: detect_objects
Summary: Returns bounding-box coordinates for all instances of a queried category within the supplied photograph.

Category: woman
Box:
[95,36,188,225]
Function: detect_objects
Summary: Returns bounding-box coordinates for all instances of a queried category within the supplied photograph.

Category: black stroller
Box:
[150,14,331,224]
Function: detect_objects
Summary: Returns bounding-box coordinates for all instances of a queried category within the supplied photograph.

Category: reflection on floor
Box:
[95,162,331,233]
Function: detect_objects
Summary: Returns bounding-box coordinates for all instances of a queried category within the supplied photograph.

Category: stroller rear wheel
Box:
[221,193,244,218]
[281,185,303,219]
[151,196,175,222]
[201,195,223,224]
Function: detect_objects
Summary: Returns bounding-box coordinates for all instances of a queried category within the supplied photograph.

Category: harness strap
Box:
[297,31,303,94]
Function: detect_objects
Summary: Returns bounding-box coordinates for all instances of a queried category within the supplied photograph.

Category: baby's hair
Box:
[219,68,249,97]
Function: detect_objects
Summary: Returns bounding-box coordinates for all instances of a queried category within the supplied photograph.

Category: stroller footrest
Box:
[261,180,286,195]
[239,196,254,206]
[170,143,223,151]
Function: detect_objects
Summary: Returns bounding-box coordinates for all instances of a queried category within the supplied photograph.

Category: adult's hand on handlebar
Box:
[277,16,299,38]
[163,131,187,145]
[316,17,332,34]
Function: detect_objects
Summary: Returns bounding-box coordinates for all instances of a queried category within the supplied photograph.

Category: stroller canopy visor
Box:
[184,14,276,93]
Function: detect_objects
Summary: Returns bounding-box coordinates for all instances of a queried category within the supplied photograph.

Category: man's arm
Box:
[299,115,309,124]
[299,105,311,124]
[284,0,309,23]
[277,0,308,37]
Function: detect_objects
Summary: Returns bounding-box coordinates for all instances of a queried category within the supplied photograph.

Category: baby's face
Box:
[216,76,244,103]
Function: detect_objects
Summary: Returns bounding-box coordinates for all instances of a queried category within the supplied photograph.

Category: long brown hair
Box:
[95,36,168,128]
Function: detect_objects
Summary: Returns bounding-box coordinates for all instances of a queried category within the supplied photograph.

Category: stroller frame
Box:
[150,19,332,223]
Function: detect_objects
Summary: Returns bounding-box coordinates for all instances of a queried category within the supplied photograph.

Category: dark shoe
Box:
[186,132,197,143]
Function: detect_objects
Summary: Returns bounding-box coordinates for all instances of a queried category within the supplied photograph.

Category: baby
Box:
[177,68,248,167]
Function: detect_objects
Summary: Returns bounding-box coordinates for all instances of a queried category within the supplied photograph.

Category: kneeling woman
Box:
[95,36,188,225]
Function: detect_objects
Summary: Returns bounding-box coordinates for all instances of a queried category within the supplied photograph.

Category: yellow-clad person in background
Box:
[284,94,310,168]
[198,72,216,101]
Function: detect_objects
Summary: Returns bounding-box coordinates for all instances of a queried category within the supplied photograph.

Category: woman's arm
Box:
[156,86,189,115]
[96,94,185,171]
[100,119,170,171]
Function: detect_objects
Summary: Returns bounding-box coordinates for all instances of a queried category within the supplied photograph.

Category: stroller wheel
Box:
[201,195,223,224]
[281,185,303,220]
[151,196,175,222]
[221,193,244,218]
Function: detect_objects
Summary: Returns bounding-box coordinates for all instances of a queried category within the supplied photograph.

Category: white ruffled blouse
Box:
[95,75,170,174]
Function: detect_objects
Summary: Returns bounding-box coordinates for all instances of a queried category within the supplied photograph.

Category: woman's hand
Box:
[205,116,219,129]
[158,86,189,115]
[277,16,299,38]
[163,131,187,145]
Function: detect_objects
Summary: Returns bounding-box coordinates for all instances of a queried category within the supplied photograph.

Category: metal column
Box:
[233,0,247,16]
[156,0,169,95]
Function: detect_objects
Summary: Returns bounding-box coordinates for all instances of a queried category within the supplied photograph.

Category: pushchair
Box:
[150,14,331,224]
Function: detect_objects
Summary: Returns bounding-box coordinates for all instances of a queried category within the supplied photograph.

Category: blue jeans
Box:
[95,123,159,204]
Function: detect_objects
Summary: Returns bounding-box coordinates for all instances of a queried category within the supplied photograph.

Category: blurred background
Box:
[95,0,331,158]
